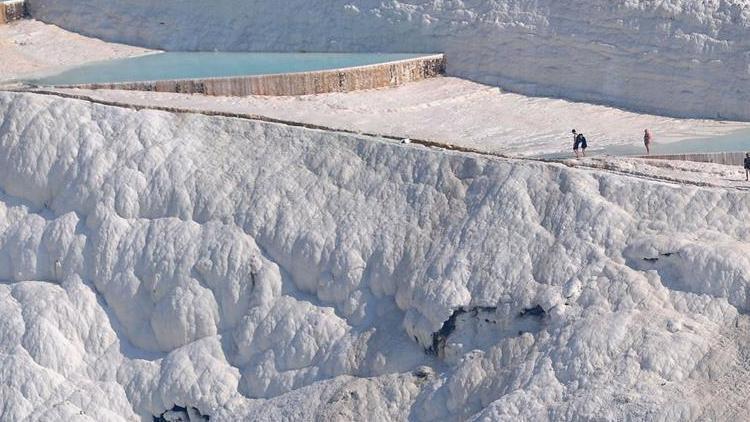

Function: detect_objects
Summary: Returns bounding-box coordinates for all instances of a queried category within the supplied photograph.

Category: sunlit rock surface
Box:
[28,0,750,120]
[1,91,749,420]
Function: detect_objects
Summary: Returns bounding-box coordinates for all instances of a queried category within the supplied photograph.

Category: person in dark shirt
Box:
[643,129,653,155]
[744,152,750,181]
[572,129,587,158]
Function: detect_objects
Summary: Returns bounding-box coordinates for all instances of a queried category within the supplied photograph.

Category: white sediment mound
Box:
[28,0,750,120]
[0,19,153,83]
[1,91,749,420]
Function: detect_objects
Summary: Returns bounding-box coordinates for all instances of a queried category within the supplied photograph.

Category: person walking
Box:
[744,152,750,181]
[643,129,653,155]
[572,129,587,158]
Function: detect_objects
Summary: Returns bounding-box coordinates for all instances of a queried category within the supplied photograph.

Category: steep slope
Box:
[1,91,749,420]
[27,0,750,120]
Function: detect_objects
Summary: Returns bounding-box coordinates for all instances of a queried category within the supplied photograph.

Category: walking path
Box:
[29,77,750,158]
[12,88,750,192]
[568,157,750,190]
[3,19,748,159]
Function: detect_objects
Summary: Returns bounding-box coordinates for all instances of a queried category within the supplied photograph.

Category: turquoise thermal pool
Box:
[29,52,433,85]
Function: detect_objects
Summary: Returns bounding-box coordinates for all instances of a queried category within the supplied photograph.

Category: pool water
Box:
[29,52,433,86]
[601,127,750,156]
[537,126,750,159]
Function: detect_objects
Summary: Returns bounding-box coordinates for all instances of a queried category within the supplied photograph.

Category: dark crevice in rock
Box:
[427,306,497,356]
[643,251,678,263]
[426,304,550,356]
[153,405,209,422]
[519,305,546,318]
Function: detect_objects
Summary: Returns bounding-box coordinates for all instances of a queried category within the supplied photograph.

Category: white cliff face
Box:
[26,0,750,120]
[1,91,749,420]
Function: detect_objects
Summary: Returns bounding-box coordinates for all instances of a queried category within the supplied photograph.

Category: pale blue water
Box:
[29,52,432,85]
[538,127,750,159]
[602,127,750,156]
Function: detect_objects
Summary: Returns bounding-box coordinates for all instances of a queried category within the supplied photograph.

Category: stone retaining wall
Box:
[641,151,749,166]
[58,54,446,96]
[0,0,26,24]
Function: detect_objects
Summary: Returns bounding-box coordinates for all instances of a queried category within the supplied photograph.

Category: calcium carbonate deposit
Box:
[1,91,749,420]
[28,0,750,120]
[3,1,750,421]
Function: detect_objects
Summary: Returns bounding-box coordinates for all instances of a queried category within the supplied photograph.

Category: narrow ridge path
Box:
[6,87,750,192]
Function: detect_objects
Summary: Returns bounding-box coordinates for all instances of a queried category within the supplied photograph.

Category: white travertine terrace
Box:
[27,0,750,120]
[1,91,749,420]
